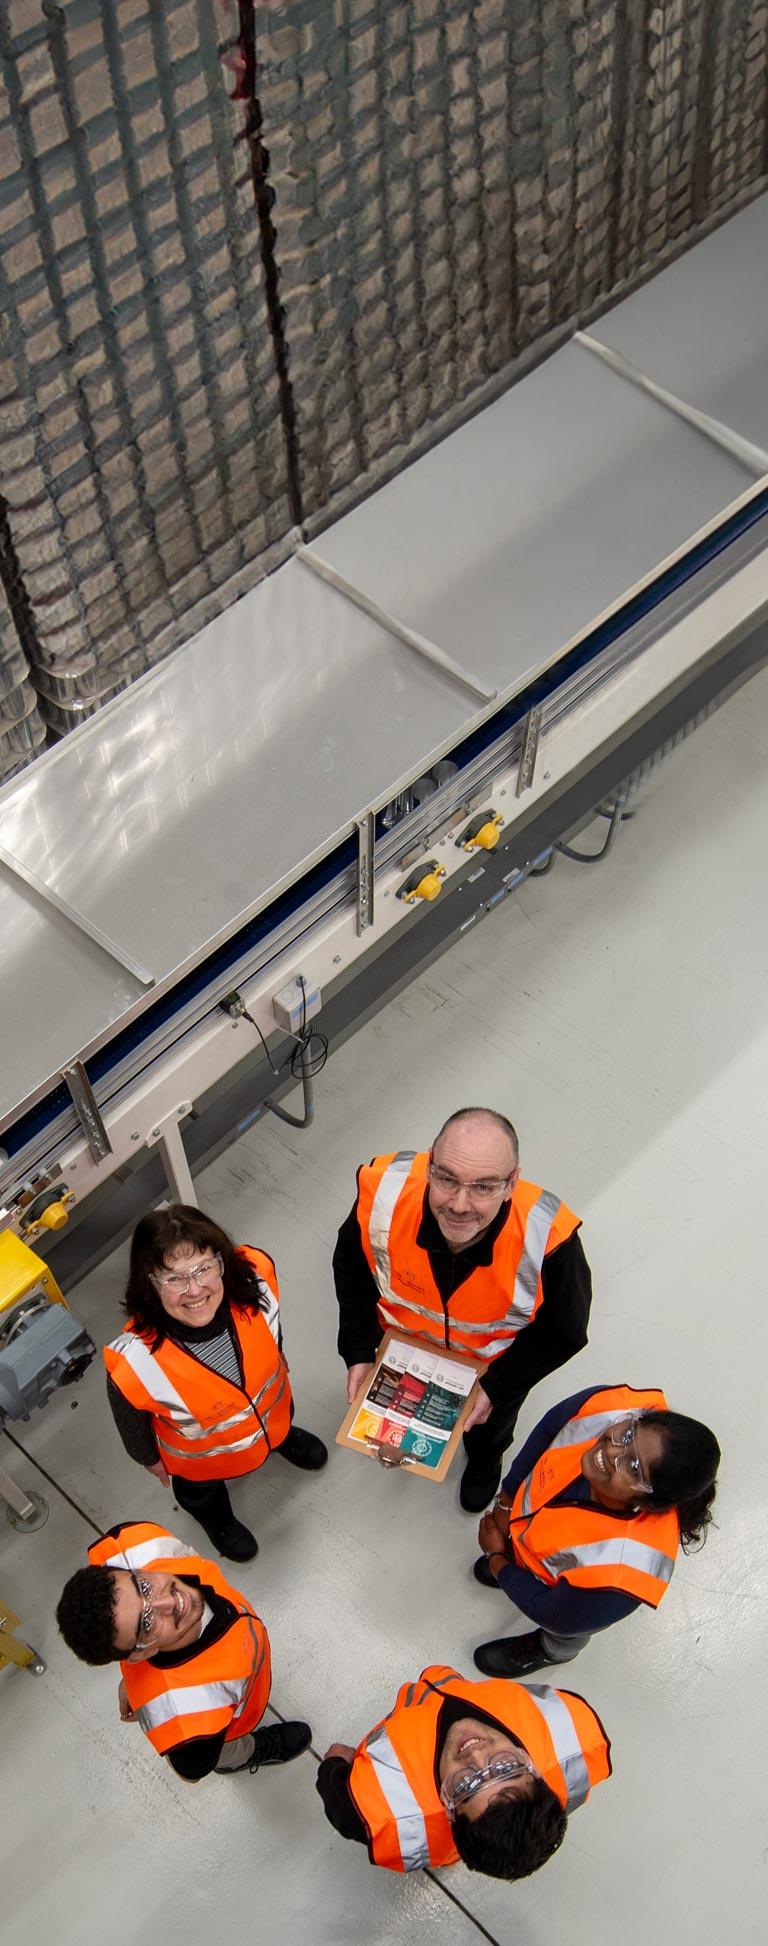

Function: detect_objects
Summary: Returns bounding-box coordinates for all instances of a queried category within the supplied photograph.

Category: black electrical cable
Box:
[556,799,625,864]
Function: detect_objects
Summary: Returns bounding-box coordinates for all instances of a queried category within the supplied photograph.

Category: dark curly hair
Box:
[56,1566,120,1666]
[123,1204,270,1348]
[640,1409,720,1549]
[452,1776,567,1879]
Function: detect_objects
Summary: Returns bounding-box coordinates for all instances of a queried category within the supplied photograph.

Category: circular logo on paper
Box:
[411,1436,432,1459]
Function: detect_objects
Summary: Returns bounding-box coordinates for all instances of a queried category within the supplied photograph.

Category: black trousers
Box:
[171,1474,236,1534]
[462,1390,528,1470]
[171,1404,295,1533]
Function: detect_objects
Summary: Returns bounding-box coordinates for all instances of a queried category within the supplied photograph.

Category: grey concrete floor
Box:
[2,669,767,1945]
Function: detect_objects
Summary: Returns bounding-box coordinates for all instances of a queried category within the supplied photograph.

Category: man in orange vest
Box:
[56,1520,311,1781]
[333,1107,592,1511]
[316,1663,610,1877]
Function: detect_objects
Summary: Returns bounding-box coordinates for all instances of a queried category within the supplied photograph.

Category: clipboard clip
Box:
[364,1436,415,1469]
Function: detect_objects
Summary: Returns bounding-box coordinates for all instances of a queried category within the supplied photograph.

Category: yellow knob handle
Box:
[37,1201,69,1232]
[406,872,443,903]
[471,820,501,851]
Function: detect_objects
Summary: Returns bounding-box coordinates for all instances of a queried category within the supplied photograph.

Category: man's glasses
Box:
[151,1252,223,1295]
[428,1162,515,1201]
[440,1754,535,1815]
[130,1573,156,1651]
[607,1416,653,1493]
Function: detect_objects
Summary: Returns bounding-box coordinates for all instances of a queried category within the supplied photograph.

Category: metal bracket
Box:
[516,707,543,796]
[356,812,375,936]
[61,1061,112,1162]
[146,1104,196,1206]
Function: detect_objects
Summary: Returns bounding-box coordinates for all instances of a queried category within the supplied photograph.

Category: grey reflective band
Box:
[363,1725,431,1871]
[157,1427,267,1461]
[507,1190,561,1327]
[369,1152,418,1300]
[525,1685,591,1812]
[540,1537,675,1584]
[137,1677,247,1733]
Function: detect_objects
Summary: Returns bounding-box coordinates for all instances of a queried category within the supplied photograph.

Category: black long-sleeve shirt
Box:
[491,1385,641,1634]
[333,1179,592,1408]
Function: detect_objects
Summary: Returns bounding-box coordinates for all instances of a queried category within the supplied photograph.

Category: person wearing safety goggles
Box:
[472,1381,720,1676]
[316,1661,610,1877]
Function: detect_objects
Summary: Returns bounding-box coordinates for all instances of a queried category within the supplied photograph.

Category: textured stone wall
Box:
[0,0,766,770]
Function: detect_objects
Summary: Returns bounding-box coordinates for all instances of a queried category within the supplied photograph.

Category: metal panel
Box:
[315,339,749,689]
[587,193,768,450]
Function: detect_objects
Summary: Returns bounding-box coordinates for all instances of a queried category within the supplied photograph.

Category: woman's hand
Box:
[478,1510,508,1557]
[323,1743,355,1763]
[146,1459,170,1487]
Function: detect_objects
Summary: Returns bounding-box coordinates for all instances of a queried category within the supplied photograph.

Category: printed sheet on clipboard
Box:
[336,1330,486,1482]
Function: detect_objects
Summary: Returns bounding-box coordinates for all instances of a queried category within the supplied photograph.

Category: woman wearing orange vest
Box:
[55,1521,311,1778]
[316,1663,611,1877]
[472,1382,720,1677]
[104,1204,327,1562]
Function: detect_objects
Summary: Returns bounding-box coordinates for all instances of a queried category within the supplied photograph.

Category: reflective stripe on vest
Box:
[108,1333,203,1435]
[539,1537,675,1585]
[363,1725,431,1872]
[369,1151,417,1298]
[520,1412,626,1514]
[96,1533,191,1572]
[156,1366,288,1463]
[524,1686,590,1812]
[136,1678,247,1735]
[370,1157,563,1354]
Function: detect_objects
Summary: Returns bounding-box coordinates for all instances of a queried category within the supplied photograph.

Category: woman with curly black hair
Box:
[472,1380,720,1676]
[104,1204,327,1561]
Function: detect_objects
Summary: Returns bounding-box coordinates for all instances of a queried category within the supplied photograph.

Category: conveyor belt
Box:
[1,195,767,1168]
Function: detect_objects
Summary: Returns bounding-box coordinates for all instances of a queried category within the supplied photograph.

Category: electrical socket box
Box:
[272,977,323,1035]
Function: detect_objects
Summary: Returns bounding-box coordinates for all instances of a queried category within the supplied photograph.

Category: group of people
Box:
[56,1106,721,1883]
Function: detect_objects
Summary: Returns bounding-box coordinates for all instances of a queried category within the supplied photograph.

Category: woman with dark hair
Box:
[471,1382,720,1677]
[104,1205,327,1562]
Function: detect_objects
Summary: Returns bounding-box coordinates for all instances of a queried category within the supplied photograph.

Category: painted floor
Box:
[3,668,767,1946]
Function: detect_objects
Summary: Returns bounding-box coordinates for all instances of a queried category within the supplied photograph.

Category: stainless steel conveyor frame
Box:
[1,195,767,1281]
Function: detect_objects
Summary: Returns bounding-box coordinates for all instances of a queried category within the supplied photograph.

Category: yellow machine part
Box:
[404,870,444,902]
[462,812,504,851]
[0,1231,67,1314]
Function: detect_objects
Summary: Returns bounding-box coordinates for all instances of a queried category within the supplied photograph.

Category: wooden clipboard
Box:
[336,1330,487,1483]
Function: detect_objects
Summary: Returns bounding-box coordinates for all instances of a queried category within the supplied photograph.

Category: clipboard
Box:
[336,1330,487,1483]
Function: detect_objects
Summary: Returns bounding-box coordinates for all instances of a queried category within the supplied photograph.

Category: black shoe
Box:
[473,1630,554,1678]
[460,1459,502,1513]
[473,1554,502,1588]
[249,1720,312,1769]
[205,1518,258,1563]
[276,1425,328,1471]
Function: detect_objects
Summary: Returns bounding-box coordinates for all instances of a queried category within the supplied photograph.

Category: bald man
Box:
[333,1108,592,1511]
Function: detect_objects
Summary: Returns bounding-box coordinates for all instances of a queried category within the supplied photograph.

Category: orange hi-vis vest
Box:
[103,1247,291,1481]
[506,1384,680,1606]
[357,1152,580,1359]
[88,1522,271,1756]
[347,1664,611,1872]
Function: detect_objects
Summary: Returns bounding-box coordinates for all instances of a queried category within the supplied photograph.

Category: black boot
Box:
[275,1425,328,1471]
[249,1721,312,1769]
[204,1517,258,1563]
[473,1554,502,1588]
[473,1631,555,1678]
[172,1478,258,1562]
